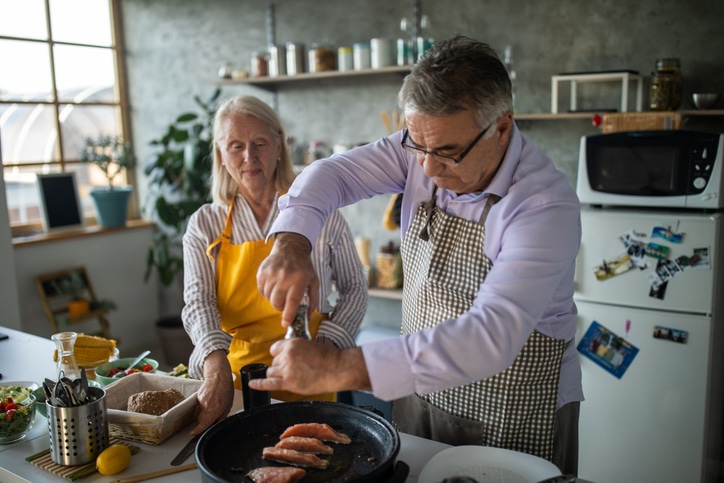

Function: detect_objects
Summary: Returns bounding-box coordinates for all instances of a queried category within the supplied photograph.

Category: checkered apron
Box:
[393,189,567,460]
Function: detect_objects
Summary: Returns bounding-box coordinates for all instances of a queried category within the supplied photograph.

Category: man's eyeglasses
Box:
[400,120,495,166]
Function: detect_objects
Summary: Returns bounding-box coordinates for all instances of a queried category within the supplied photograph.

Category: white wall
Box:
[0,175,21,330]
[12,225,164,360]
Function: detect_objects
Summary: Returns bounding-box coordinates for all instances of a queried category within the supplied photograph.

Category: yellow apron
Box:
[206,200,335,402]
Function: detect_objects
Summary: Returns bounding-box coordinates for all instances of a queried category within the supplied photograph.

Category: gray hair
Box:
[398,35,512,130]
[210,95,295,205]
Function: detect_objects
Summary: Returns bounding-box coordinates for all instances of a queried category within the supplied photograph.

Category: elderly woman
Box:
[181,95,367,436]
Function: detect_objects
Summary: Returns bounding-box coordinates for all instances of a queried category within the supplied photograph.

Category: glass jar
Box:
[649,58,683,111]
[52,331,81,380]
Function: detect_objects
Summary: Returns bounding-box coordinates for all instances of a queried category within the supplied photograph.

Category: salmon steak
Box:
[247,466,306,483]
[275,436,334,454]
[279,423,352,444]
[262,446,330,469]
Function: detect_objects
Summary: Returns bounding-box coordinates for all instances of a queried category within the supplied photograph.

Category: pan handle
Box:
[359,405,385,419]
[387,461,410,483]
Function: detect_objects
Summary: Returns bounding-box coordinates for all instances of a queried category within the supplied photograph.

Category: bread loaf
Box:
[127,388,185,416]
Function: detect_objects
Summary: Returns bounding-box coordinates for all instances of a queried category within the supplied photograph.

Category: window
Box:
[0,0,131,232]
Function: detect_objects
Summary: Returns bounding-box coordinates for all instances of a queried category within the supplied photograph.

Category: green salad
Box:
[0,385,35,441]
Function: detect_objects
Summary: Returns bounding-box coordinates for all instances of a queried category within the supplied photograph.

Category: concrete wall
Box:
[118,0,722,331]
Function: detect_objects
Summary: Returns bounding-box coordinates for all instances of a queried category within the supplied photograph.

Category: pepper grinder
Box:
[285,290,311,339]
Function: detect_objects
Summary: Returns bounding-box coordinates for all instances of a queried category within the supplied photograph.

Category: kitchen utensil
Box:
[417,445,560,483]
[196,400,403,483]
[114,350,151,378]
[110,463,197,483]
[170,434,200,466]
[285,291,311,339]
[692,93,721,109]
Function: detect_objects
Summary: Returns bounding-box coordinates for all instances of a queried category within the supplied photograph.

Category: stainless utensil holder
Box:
[47,387,109,466]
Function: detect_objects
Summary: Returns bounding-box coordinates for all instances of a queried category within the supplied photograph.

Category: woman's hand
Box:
[189,350,234,437]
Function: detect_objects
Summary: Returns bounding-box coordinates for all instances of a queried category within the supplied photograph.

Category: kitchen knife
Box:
[170,435,199,466]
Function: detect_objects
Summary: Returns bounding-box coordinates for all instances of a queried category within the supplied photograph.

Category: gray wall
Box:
[118,0,722,329]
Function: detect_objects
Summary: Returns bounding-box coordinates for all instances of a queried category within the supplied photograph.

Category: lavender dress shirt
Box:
[270,123,583,409]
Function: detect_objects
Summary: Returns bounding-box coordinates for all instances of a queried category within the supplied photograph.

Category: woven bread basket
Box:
[103,372,202,445]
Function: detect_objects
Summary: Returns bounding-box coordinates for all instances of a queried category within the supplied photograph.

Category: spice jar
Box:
[649,58,683,111]
[376,241,403,289]
[308,43,336,73]
[250,51,268,78]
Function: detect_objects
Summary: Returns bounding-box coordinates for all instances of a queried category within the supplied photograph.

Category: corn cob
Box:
[53,333,117,366]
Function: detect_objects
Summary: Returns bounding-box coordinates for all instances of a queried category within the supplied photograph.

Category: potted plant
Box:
[143,89,220,366]
[144,89,219,289]
[80,135,137,228]
[54,271,90,318]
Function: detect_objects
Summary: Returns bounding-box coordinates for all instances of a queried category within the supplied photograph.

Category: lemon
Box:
[96,444,132,475]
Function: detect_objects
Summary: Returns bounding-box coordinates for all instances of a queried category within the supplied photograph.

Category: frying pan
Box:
[196,401,404,483]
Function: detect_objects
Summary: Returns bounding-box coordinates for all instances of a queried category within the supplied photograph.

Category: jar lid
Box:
[338,46,353,54]
[656,58,681,69]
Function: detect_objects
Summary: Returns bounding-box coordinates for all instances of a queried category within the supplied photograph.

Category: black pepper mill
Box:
[240,363,271,410]
[285,290,312,340]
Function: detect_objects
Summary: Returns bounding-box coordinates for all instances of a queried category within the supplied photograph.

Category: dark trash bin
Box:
[155,315,194,367]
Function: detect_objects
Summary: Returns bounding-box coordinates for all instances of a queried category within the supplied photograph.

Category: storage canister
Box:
[309,43,336,73]
[250,51,268,78]
[286,41,305,76]
[267,44,286,77]
[338,46,353,72]
[649,58,683,111]
[370,38,394,69]
[353,43,371,71]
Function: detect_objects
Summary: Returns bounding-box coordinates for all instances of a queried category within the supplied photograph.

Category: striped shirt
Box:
[182,192,368,379]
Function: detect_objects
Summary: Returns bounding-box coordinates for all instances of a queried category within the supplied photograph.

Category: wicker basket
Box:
[602,112,682,133]
[103,372,202,445]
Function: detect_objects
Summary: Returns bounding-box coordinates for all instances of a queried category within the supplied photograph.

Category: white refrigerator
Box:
[574,206,724,483]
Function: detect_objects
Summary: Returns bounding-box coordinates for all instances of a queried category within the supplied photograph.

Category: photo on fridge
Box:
[577,320,639,379]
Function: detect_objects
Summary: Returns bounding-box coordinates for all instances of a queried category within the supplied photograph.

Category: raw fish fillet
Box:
[275,436,334,454]
[247,466,306,483]
[262,446,330,469]
[279,423,352,444]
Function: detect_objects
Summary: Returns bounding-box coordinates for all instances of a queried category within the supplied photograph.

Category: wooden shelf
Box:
[213,65,411,91]
[515,110,724,121]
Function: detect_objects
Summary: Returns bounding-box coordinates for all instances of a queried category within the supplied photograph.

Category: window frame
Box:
[1,0,135,236]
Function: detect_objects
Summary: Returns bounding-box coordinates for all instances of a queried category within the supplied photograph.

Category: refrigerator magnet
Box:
[577,320,639,379]
[653,325,688,344]
[651,225,683,243]
[593,254,635,281]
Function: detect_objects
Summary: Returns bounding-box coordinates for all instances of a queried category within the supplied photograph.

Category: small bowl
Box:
[0,391,36,445]
[95,357,159,386]
[692,93,721,110]
[32,379,101,418]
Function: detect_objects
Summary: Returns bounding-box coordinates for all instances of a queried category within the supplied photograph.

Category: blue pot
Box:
[90,187,132,228]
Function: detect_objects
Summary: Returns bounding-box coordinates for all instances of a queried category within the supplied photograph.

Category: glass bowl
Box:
[0,391,36,445]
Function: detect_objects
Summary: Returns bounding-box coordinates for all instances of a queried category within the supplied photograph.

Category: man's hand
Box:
[248,339,371,395]
[190,350,234,436]
[257,232,320,327]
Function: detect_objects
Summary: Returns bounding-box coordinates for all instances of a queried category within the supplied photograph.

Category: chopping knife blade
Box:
[170,435,199,466]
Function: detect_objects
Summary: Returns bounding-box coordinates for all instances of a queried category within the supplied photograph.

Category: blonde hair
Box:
[210,95,295,205]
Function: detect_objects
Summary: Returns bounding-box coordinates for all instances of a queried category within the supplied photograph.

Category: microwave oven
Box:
[576,130,724,209]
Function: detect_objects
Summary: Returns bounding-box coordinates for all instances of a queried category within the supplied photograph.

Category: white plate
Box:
[418,445,561,483]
